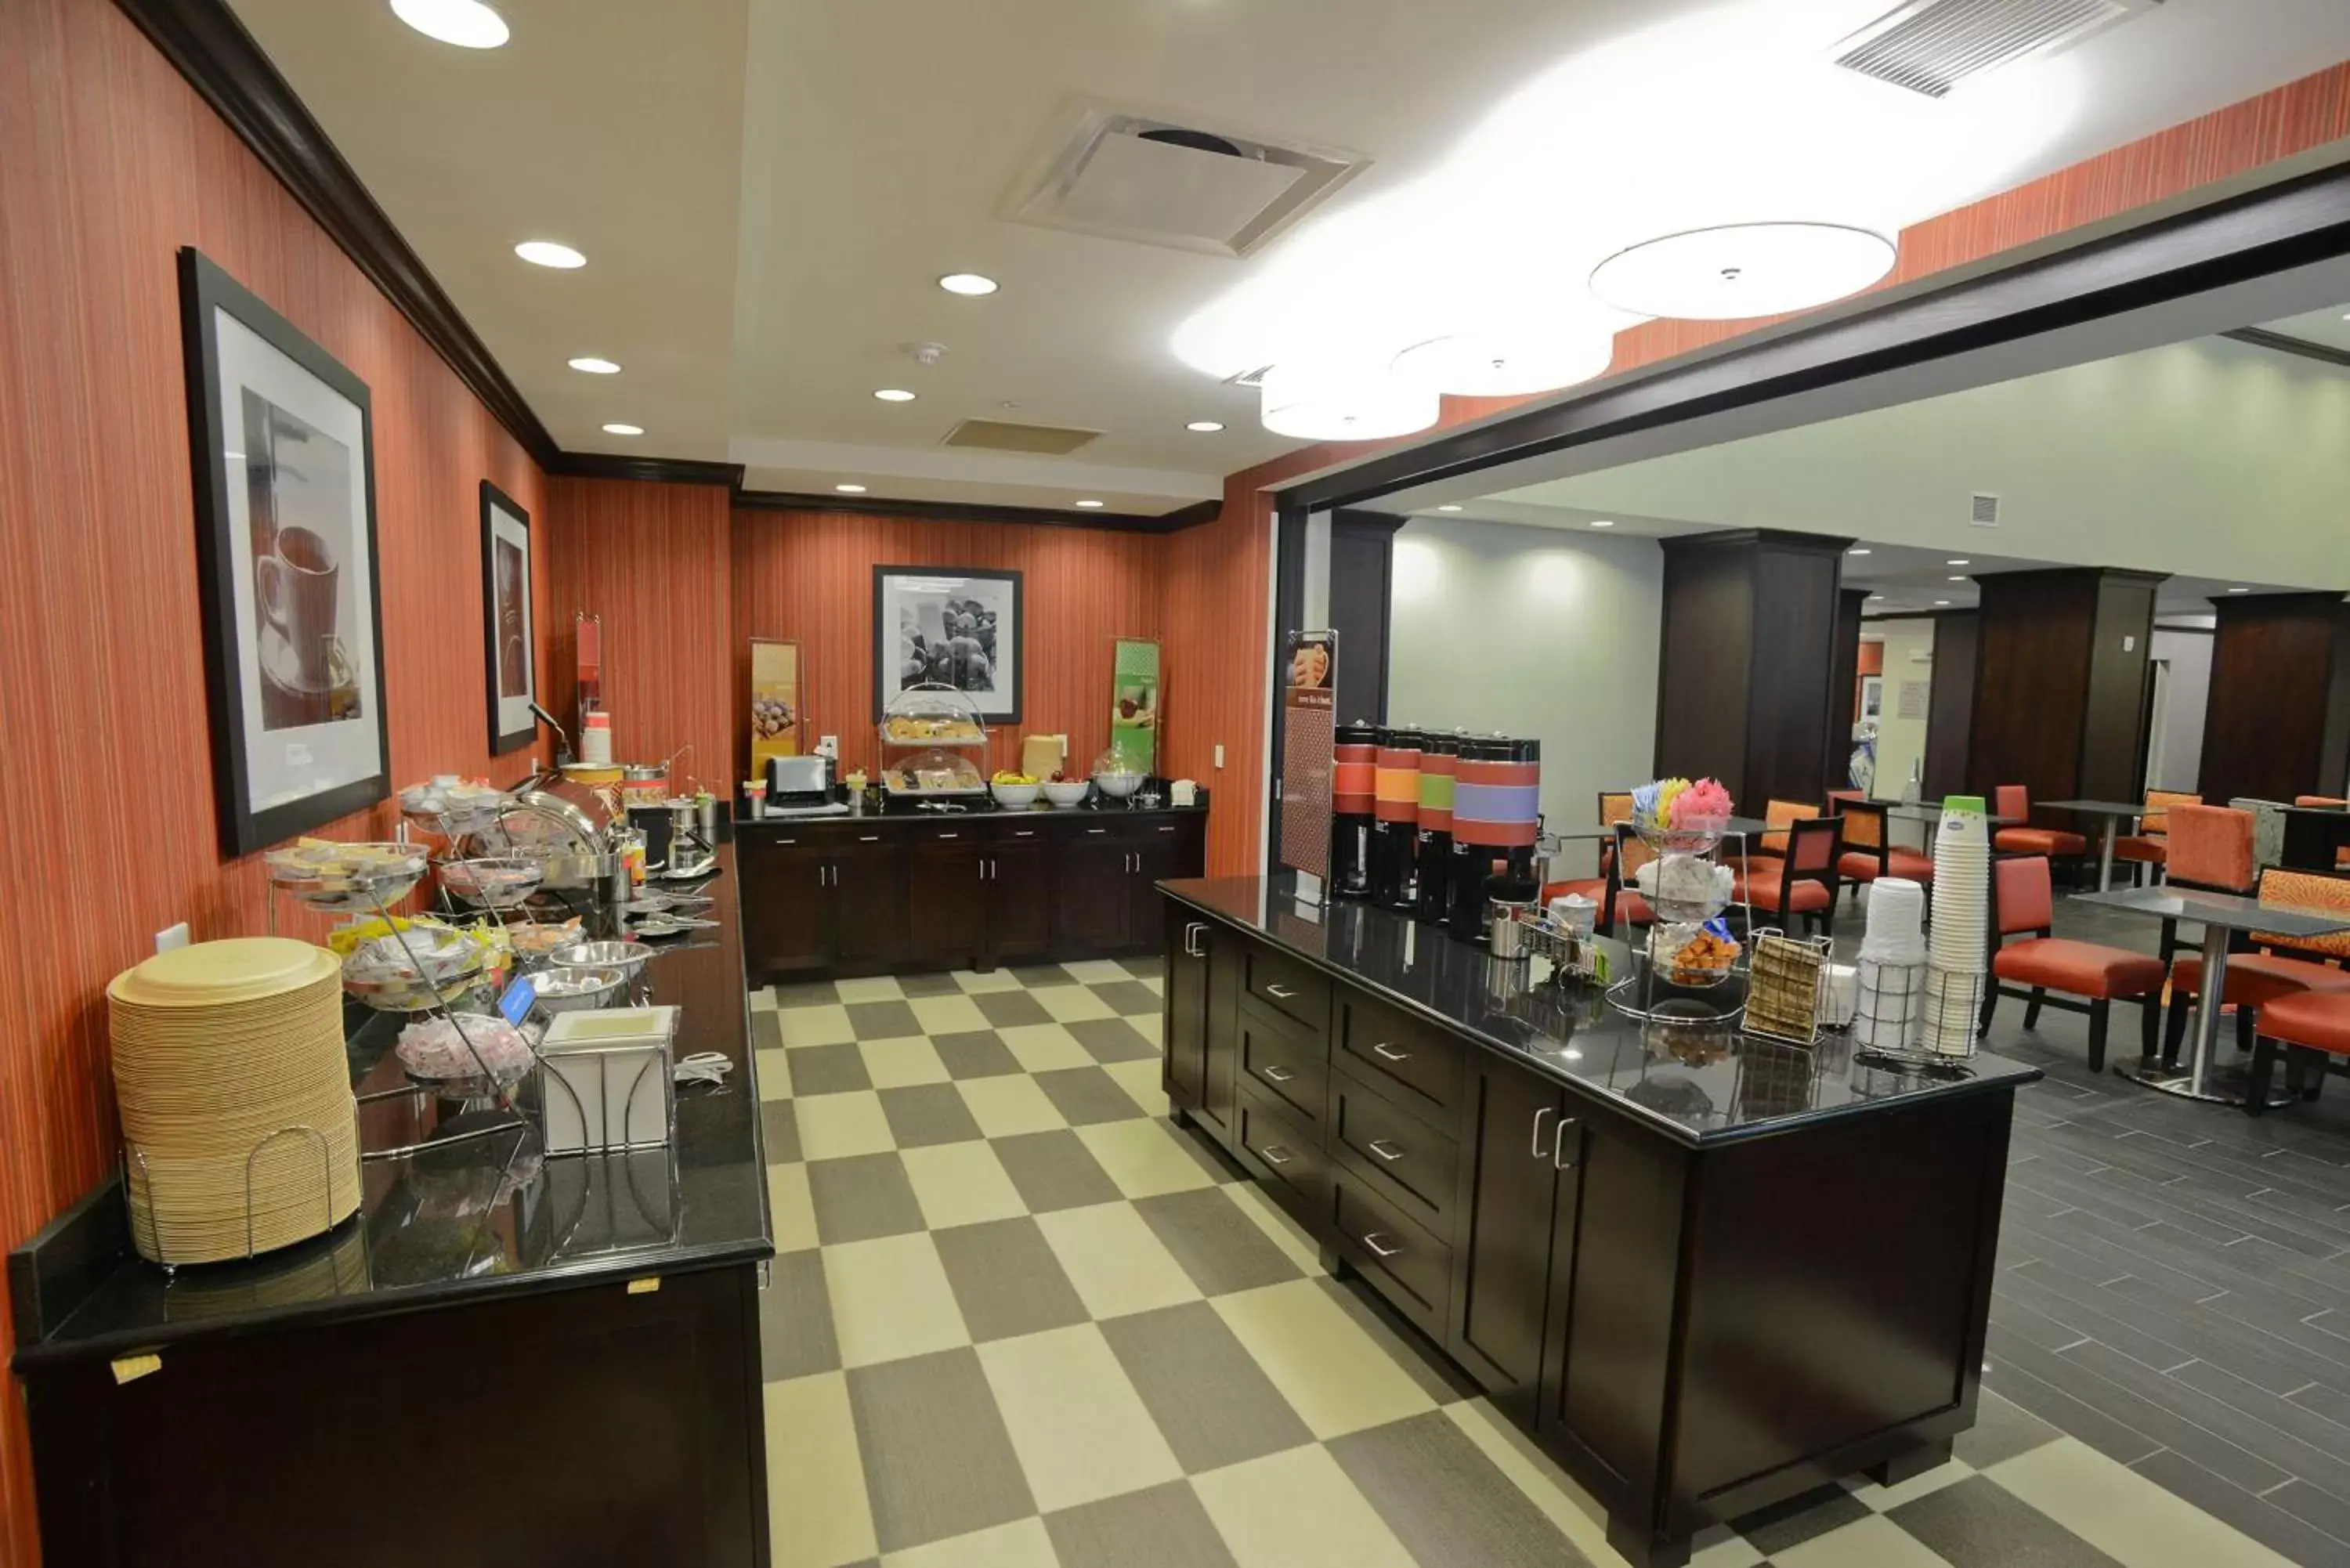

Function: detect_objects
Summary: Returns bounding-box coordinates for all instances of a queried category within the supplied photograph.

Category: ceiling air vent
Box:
[1002,103,1366,258]
[1830,0,2162,98]
[1969,492,2002,526]
[1223,364,1275,389]
[942,419,1103,457]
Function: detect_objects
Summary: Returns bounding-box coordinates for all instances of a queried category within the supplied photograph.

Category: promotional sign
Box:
[750,638,803,771]
[1278,630,1338,883]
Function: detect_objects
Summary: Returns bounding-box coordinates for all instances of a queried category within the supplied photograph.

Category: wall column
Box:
[1968,568,2164,807]
[2199,591,2350,804]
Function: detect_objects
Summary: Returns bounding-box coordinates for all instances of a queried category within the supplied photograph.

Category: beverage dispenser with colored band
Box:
[1415,731,1460,923]
[1448,736,1543,941]
[1330,720,1379,899]
[1371,728,1423,911]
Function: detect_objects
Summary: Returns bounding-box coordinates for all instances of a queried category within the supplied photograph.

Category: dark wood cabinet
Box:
[986,833,1056,963]
[907,833,988,970]
[1054,827,1135,954]
[738,835,830,979]
[1164,905,1210,1111]
[1128,822,1188,946]
[1449,1060,1574,1428]
[830,836,905,966]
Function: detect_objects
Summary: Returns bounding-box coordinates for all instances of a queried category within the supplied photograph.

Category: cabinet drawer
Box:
[1330,1076,1459,1241]
[1334,995,1463,1122]
[1333,1172,1452,1341]
[1235,1086,1329,1236]
[1237,999,1326,1125]
[1241,943,1329,1034]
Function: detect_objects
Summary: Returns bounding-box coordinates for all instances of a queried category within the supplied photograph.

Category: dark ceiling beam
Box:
[2219,324,2350,369]
[734,491,1220,534]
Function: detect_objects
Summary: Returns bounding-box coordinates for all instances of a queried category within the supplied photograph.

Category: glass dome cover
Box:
[883,746,987,796]
[880,683,988,748]
[1092,744,1148,800]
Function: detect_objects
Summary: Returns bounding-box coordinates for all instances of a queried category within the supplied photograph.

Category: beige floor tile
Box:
[901,1140,1028,1230]
[1771,1515,1950,1568]
[1689,1532,1765,1568]
[881,1516,1057,1568]
[1076,1119,1217,1199]
[1212,1279,1437,1439]
[1034,1201,1204,1319]
[835,975,906,1003]
[778,1003,858,1048]
[826,1233,972,1369]
[765,1373,877,1568]
[769,1161,819,1253]
[1058,959,1135,985]
[1442,1401,1632,1566]
[1220,1183,1325,1277]
[1032,986,1117,1024]
[910,994,992,1035]
[1842,1454,1974,1512]
[953,969,1025,994]
[797,1091,898,1160]
[749,985,779,1013]
[756,1046,795,1101]
[1193,1443,1416,1568]
[1128,1010,1164,1045]
[859,1035,952,1089]
[1141,977,1165,999]
[977,1323,1183,1512]
[1987,1437,2298,1568]
[1101,1058,1171,1118]
[956,1074,1067,1139]
[997,1022,1097,1074]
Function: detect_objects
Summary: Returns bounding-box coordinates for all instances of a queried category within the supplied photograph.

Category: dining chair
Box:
[1978,855,2164,1071]
[2158,865,2350,1070]
[2111,789,2200,886]
[1736,798,1820,885]
[1831,798,1932,905]
[1745,816,1842,938]
[1596,789,1636,878]
[1542,822,1654,929]
[2153,802,2259,969]
[1991,785,2088,859]
[2247,988,2350,1115]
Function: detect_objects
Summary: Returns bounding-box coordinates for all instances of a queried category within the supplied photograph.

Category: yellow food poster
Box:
[750,639,801,768]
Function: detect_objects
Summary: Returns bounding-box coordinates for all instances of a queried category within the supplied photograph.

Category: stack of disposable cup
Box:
[1855,877,1927,1051]
[1923,798,1991,1056]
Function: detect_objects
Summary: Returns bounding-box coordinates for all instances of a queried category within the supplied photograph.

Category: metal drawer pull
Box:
[1554,1118,1578,1171]
[1530,1106,1553,1159]
[1015,829,1036,837]
[1368,1138,1405,1163]
[1266,984,1298,999]
[1183,922,1206,957]
[937,832,959,839]
[1371,1042,1410,1062]
[859,834,880,842]
[1261,1145,1293,1166]
[1261,1064,1296,1083]
[1362,1232,1403,1259]
[1159,826,1176,833]
[1086,827,1108,835]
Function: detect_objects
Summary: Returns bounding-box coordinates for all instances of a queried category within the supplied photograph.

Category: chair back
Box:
[1611,822,1657,881]
[2166,804,2256,893]
[1835,798,1886,850]
[2295,796,2348,808]
[1598,790,1635,826]
[1993,854,2054,936]
[1784,815,1842,876]
[2140,789,2200,837]
[2253,866,2350,959]
[1994,783,2030,821]
[1760,799,1820,855]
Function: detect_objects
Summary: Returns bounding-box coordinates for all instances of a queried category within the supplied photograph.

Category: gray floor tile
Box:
[1983,1353,2164,1467]
[1315,1277,1481,1404]
[2129,1449,2350,1568]
[894,971,967,998]
[757,1248,840,1381]
[845,999,921,1041]
[1120,953,1165,979]
[761,1098,801,1164]
[931,1030,1022,1079]
[2255,1478,2350,1563]
[1033,1065,1148,1125]
[1064,1017,1160,1065]
[1888,1475,2122,1567]
[807,1153,927,1245]
[1087,981,1161,1018]
[930,1217,1091,1343]
[1726,1483,1869,1556]
[772,981,839,1009]
[1007,963,1076,988]
[1952,1390,2062,1471]
[1097,1301,1314,1472]
[753,1009,784,1052]
[786,1042,873,1097]
[1133,1189,1303,1297]
[2164,1356,2350,1501]
[991,1130,1124,1212]
[2022,1339,2292,1493]
[845,1347,1037,1554]
[973,989,1054,1028]
[1327,1411,1586,1568]
[877,1083,985,1148]
[1044,1479,1236,1568]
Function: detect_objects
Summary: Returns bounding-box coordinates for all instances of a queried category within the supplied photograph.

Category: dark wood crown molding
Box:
[734,490,1220,534]
[550,453,747,488]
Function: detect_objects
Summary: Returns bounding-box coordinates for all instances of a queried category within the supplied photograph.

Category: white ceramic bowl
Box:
[990,782,1042,809]
[1093,771,1144,800]
[1042,781,1092,809]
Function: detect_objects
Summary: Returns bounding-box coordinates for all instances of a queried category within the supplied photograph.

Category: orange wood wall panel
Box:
[730,510,1162,784]
[542,477,736,793]
[0,1,550,1556]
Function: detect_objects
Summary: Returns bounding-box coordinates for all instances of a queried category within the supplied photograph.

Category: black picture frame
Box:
[872,565,1024,724]
[479,480,535,753]
[178,246,390,858]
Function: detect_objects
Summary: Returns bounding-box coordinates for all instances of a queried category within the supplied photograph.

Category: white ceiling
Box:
[226,0,2350,511]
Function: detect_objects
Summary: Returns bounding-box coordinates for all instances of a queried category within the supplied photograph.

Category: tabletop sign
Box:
[497,974,538,1027]
[1279,630,1338,885]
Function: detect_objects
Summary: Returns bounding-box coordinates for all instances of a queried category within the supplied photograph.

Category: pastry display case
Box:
[878,684,990,797]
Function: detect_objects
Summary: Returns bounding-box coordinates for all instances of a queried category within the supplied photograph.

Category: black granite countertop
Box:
[10,848,770,1369]
[1162,878,2041,1147]
[736,800,1206,829]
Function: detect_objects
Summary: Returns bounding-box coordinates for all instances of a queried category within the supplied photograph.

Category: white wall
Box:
[2149,625,2214,794]
[1386,516,1661,876]
[1864,620,1936,797]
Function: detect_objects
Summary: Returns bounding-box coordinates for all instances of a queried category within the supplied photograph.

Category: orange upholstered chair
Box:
[2159,865,2350,1068]
[1544,822,1653,927]
[1980,855,2165,1071]
[1596,789,1636,878]
[1735,798,1819,887]
[2164,803,2257,894]
[2248,988,2350,1114]
[1745,816,1843,938]
[1991,785,2088,859]
[1833,798,1933,901]
[2111,789,2200,883]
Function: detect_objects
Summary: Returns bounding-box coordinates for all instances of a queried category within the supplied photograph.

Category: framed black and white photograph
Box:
[178,247,389,856]
[480,481,535,753]
[873,566,1022,722]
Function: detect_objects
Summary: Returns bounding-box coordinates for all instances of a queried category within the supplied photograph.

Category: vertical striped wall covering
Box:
[729,509,1162,786]
[543,478,736,793]
[0,0,549,1555]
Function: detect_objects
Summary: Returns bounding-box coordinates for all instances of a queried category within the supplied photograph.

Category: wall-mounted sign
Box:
[1109,637,1160,772]
[750,638,802,771]
[1279,630,1338,883]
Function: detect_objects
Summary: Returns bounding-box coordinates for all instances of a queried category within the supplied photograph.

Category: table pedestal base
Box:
[2112,1056,2296,1110]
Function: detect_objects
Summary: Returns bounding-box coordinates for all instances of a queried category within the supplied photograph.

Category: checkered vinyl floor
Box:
[752,959,2300,1568]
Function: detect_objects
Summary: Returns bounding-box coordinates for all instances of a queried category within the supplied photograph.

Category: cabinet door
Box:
[1125,824,1177,952]
[1163,903,1211,1114]
[829,836,906,969]
[1198,919,1242,1143]
[906,836,988,970]
[1052,826,1133,953]
[1448,1060,1571,1425]
[985,833,1055,964]
[737,836,830,983]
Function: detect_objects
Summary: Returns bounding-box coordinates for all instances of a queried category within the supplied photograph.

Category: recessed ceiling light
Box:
[834,483,867,493]
[1589,222,1896,320]
[1948,575,1968,582]
[1946,558,1970,566]
[601,422,642,435]
[514,240,585,269]
[391,0,508,49]
[1075,500,1106,509]
[1436,504,1463,513]
[1848,547,1871,555]
[1867,594,1884,601]
[1589,519,1615,528]
[873,388,916,403]
[1185,421,1225,433]
[567,356,620,374]
[2227,587,2249,593]
[1935,599,1951,606]
[938,273,999,296]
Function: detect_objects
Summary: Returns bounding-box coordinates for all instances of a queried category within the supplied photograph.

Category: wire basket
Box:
[1852,959,1985,1067]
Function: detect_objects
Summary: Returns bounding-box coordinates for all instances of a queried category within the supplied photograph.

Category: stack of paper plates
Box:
[107,938,361,1265]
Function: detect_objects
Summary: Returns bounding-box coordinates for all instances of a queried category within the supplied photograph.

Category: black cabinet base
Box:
[1867,1436,1955,1489]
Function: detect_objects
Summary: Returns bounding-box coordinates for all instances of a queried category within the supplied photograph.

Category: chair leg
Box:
[2023,989,2046,1031]
[1978,983,2000,1039]
[2087,999,2110,1074]
[2235,1004,2256,1058]
[2305,1051,2329,1102]
[2246,1037,2280,1117]
[2138,994,2160,1060]
[2160,992,2192,1071]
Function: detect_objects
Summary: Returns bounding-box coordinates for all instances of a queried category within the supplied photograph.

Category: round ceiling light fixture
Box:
[601,422,643,436]
[567,356,620,374]
[1185,421,1225,433]
[873,388,917,403]
[938,273,999,296]
[391,0,508,48]
[1258,364,1439,442]
[1589,222,1896,321]
[1390,330,1613,397]
[514,240,585,269]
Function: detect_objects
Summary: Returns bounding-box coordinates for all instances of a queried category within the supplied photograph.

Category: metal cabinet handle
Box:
[1182,922,1206,957]
[1159,826,1176,833]
[1530,1106,1554,1159]
[1014,829,1036,838]
[1086,827,1108,835]
[1371,1042,1409,1062]
[1266,984,1298,999]
[859,834,880,842]
[1261,1064,1296,1083]
[1553,1117,1578,1171]
[1362,1232,1402,1259]
[937,832,959,840]
[1261,1145,1293,1166]
[1368,1138,1405,1163]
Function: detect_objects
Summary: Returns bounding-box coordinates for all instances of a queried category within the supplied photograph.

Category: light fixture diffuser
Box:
[391,0,508,49]
[938,273,999,296]
[601,423,643,435]
[1075,500,1106,509]
[835,483,868,493]
[873,388,917,403]
[1390,329,1613,397]
[515,240,585,269]
[567,356,620,374]
[1589,222,1896,320]
[1259,364,1438,441]
[1185,421,1225,433]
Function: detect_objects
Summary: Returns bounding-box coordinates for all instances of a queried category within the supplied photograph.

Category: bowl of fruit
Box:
[989,771,1042,809]
[1041,772,1091,809]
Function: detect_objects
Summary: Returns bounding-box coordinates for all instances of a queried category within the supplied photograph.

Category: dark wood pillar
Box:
[1922,610,1978,800]
[2199,591,2350,804]
[1655,530,1852,807]
[1329,510,1403,725]
[1827,589,1867,791]
[1968,569,2164,806]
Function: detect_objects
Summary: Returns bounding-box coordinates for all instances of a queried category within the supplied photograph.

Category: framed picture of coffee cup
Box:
[480,482,535,753]
[178,247,389,856]
[873,566,1022,722]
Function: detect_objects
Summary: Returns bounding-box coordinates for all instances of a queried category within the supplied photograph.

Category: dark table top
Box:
[11,848,771,1369]
[1553,815,1770,843]
[737,800,1206,829]
[1162,879,2039,1147]
[2070,885,2350,935]
[1871,800,2021,826]
[2037,799,2149,817]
